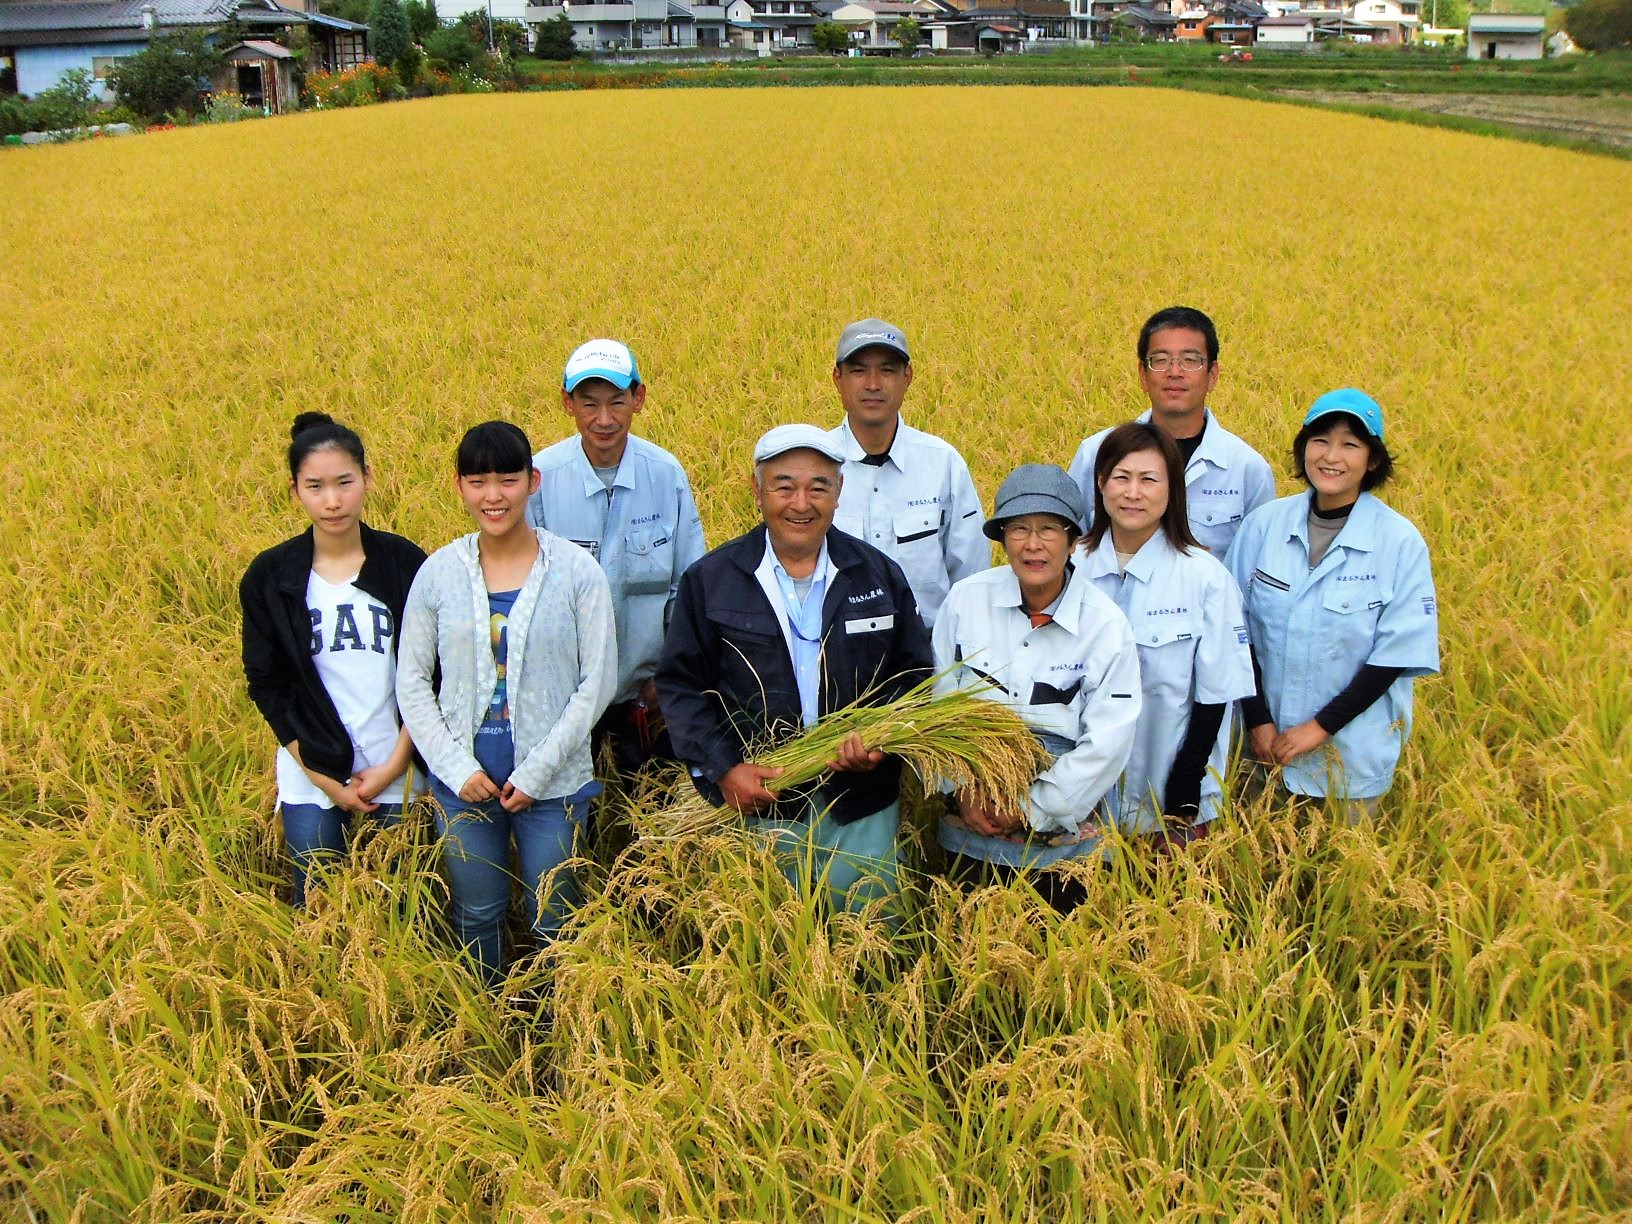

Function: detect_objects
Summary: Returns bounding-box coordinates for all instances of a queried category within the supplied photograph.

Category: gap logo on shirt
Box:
[308,603,393,656]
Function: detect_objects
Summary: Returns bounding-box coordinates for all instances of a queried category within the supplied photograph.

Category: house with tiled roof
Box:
[0,0,366,98]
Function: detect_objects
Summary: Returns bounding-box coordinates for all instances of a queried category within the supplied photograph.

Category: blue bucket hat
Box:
[1303,388,1384,442]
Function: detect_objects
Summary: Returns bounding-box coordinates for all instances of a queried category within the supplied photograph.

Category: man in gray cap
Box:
[828,318,987,629]
[656,424,933,916]
[930,463,1141,912]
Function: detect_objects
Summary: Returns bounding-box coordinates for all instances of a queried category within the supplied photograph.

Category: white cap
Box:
[752,424,846,466]
[563,339,639,392]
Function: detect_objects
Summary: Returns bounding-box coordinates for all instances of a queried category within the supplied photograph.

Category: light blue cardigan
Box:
[396,529,617,802]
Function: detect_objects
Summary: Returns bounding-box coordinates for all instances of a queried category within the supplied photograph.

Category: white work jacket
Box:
[932,565,1142,868]
[830,417,988,629]
[528,434,706,703]
[1067,408,1276,560]
[1228,492,1439,799]
[1083,531,1255,831]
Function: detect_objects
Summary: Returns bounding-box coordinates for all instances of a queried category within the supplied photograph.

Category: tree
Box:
[423,21,482,68]
[323,0,372,25]
[812,20,851,52]
[32,68,95,130]
[107,29,222,122]
[1564,0,1632,48]
[370,0,412,66]
[491,18,529,56]
[891,16,921,53]
[534,12,578,58]
[404,0,440,40]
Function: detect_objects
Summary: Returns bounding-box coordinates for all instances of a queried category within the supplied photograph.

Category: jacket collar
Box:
[834,417,911,472]
[1290,491,1382,553]
[731,524,871,577]
[568,437,638,498]
[275,522,394,599]
[1136,406,1229,472]
[988,561,1083,634]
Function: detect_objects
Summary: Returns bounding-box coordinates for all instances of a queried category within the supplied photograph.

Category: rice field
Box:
[1,87,1630,1219]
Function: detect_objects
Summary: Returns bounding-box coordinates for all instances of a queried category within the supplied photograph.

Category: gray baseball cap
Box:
[983,464,1085,541]
[753,423,846,466]
[834,318,910,366]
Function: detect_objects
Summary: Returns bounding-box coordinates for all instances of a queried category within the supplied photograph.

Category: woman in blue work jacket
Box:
[1227,389,1439,816]
[1082,422,1256,844]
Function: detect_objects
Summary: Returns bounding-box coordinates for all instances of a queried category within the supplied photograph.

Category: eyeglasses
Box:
[1142,352,1209,374]
[1002,521,1068,543]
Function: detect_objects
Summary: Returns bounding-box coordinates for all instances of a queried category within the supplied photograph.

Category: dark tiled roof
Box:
[0,0,286,34]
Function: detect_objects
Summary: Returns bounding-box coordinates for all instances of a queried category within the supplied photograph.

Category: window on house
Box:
[91,55,131,79]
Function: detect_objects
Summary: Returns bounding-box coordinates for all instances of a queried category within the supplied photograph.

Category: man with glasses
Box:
[1067,306,1275,560]
[656,425,933,918]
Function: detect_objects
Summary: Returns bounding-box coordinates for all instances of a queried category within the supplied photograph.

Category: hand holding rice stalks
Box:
[638,674,1050,838]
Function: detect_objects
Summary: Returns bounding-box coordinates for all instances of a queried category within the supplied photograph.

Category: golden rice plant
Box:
[636,674,1052,839]
[0,85,1628,1220]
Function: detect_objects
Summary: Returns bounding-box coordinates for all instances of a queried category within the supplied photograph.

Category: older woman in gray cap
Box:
[931,463,1142,911]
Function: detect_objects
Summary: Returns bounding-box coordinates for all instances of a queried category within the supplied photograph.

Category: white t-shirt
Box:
[275,571,417,808]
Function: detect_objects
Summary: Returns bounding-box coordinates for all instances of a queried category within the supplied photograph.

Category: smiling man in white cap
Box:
[827,318,987,629]
[528,339,706,776]
[656,424,932,917]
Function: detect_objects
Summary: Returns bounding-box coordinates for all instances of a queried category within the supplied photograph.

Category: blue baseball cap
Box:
[563,339,640,392]
[1303,388,1384,442]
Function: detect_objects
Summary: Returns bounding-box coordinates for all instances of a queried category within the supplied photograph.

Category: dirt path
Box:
[1277,90,1632,149]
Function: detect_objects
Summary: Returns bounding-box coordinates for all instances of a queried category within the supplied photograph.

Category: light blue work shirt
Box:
[1228,492,1439,800]
[754,538,835,730]
[528,434,706,703]
[1083,530,1255,831]
[1067,408,1277,561]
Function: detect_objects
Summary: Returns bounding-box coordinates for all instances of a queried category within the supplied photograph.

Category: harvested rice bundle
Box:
[637,674,1049,838]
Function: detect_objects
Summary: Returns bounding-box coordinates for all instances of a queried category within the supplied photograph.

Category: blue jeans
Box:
[429,778,599,986]
[279,802,403,908]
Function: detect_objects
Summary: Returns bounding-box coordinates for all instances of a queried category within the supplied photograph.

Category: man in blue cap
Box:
[529,339,706,777]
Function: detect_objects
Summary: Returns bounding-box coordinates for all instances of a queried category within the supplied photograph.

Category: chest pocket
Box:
[1320,584,1384,660]
[1189,485,1243,531]
[1133,617,1200,699]
[623,527,673,595]
[893,508,940,547]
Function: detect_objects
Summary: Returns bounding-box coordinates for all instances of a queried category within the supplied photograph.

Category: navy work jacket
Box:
[656,525,933,825]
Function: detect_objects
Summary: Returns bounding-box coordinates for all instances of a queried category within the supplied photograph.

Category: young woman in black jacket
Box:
[240,413,427,905]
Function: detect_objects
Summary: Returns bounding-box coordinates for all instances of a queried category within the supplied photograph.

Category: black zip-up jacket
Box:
[239,523,427,786]
[655,525,933,825]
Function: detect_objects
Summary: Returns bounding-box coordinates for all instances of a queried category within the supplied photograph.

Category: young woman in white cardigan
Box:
[396,421,616,986]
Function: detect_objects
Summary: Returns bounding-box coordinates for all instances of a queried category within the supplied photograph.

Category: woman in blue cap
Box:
[1226,389,1440,818]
